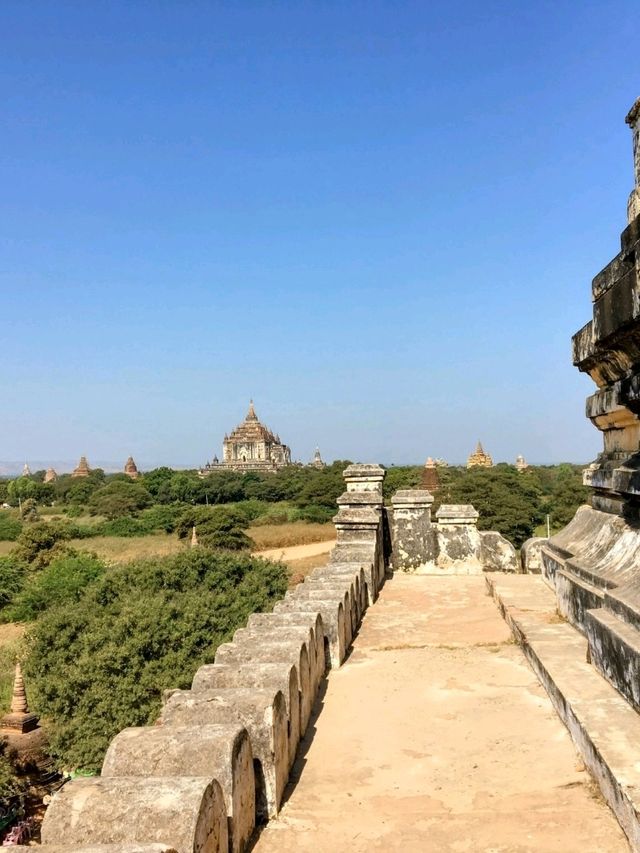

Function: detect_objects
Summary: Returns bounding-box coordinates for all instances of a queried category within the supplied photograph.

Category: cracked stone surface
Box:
[252,574,628,852]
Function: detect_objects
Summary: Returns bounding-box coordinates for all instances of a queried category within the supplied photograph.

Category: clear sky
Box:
[2,1,639,468]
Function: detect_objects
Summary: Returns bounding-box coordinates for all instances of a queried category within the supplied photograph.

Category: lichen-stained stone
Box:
[286,586,352,647]
[101,725,255,853]
[11,847,179,853]
[214,638,313,736]
[480,531,518,573]
[389,489,435,572]
[312,564,368,615]
[41,777,227,853]
[161,689,288,821]
[329,547,377,604]
[232,623,322,698]
[191,662,300,770]
[275,597,346,669]
[341,463,385,493]
[298,577,359,639]
[245,612,324,686]
[520,537,547,575]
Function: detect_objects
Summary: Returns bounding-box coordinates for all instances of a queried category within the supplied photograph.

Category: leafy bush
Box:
[0,556,27,613]
[0,513,22,542]
[12,521,77,569]
[9,553,106,622]
[24,548,288,771]
[20,498,40,522]
[96,517,150,537]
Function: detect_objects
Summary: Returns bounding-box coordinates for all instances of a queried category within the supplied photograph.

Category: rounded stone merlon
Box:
[101,724,254,853]
[214,639,314,735]
[191,662,300,770]
[160,688,288,820]
[275,598,346,668]
[232,625,322,692]
[41,776,228,853]
[11,847,178,853]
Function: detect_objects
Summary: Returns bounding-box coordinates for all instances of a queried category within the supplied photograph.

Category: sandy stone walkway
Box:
[252,574,628,852]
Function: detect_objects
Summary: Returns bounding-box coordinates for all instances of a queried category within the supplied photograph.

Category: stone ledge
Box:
[486,573,640,852]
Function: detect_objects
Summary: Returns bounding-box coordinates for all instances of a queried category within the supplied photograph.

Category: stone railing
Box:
[27,464,387,853]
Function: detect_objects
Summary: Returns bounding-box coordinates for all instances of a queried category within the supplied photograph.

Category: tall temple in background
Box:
[201,401,292,474]
[467,441,493,468]
[124,456,140,479]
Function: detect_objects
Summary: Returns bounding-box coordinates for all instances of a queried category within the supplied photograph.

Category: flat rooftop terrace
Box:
[252,574,628,852]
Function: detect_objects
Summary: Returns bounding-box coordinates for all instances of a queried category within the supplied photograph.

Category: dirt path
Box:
[253,540,335,562]
[253,575,628,852]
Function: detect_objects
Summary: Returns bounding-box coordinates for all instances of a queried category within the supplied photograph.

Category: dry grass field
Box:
[0,541,14,556]
[71,533,185,562]
[248,521,335,549]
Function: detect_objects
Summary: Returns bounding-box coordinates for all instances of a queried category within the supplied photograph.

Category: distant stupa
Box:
[312,447,325,469]
[1,662,39,735]
[72,456,91,478]
[124,456,139,479]
[190,526,199,548]
[44,467,57,483]
[421,457,440,492]
[22,463,31,477]
[515,454,529,472]
[467,441,493,468]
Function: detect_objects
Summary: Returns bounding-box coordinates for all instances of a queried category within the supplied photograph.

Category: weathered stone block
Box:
[102,725,254,853]
[520,537,546,574]
[12,848,178,853]
[41,777,228,853]
[342,463,385,493]
[389,489,435,572]
[213,639,312,737]
[160,689,288,820]
[274,598,347,669]
[191,662,300,771]
[480,531,518,573]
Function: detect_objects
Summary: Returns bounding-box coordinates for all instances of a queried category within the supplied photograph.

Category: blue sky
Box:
[1,1,639,467]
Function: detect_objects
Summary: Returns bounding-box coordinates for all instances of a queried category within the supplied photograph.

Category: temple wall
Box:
[37,464,388,853]
[536,97,640,724]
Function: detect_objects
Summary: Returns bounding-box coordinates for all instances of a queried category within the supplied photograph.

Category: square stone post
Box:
[389,489,435,572]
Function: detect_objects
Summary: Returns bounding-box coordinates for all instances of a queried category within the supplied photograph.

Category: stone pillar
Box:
[434,505,484,574]
[389,489,435,572]
[626,96,640,223]
[342,463,385,494]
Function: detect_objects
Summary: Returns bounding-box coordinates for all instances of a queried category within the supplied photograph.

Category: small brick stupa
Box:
[44,467,57,483]
[1,663,39,735]
[124,456,139,479]
[421,457,440,493]
[72,455,91,478]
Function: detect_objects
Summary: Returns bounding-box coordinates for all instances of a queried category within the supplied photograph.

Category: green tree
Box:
[20,498,40,522]
[12,521,76,569]
[0,513,22,542]
[88,481,152,520]
[24,548,288,771]
[0,556,27,613]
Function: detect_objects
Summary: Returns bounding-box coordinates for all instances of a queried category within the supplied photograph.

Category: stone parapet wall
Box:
[388,492,518,574]
[36,464,388,853]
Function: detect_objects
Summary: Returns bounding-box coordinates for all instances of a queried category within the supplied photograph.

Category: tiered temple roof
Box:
[515,454,529,472]
[72,456,91,478]
[467,441,493,468]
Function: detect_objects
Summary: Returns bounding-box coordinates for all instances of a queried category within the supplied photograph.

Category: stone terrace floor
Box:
[252,574,629,852]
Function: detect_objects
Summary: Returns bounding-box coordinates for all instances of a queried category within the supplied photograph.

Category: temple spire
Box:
[246,399,258,421]
[626,96,640,223]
